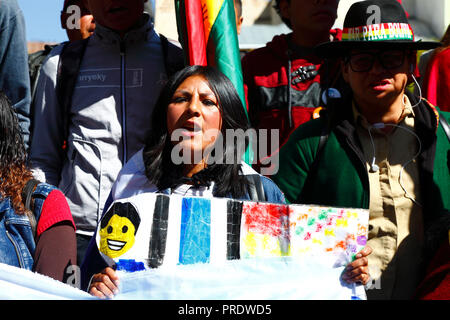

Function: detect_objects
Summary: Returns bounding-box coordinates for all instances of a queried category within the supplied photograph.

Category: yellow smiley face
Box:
[99,214,137,258]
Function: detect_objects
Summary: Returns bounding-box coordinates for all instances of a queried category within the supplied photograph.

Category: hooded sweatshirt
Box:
[30,15,183,235]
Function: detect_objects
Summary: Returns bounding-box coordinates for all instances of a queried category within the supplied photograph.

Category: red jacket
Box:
[415,238,450,300]
[422,48,450,112]
[242,31,342,171]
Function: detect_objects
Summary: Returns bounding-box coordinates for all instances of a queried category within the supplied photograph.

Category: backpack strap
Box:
[439,113,450,143]
[159,33,185,79]
[28,44,59,147]
[21,179,41,238]
[56,38,89,151]
[28,44,58,104]
[22,179,40,212]
[422,98,450,141]
[309,109,332,175]
[247,174,266,202]
[21,179,60,239]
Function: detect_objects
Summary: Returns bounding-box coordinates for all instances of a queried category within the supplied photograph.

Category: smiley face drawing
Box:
[99,202,141,259]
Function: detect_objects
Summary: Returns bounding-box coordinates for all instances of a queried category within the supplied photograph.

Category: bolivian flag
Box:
[175,0,246,118]
[175,0,252,163]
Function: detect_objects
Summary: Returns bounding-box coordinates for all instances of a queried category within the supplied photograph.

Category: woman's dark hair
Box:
[143,65,251,198]
[0,91,33,214]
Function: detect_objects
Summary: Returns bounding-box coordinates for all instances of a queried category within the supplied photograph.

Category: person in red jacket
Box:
[421,25,450,112]
[241,0,342,174]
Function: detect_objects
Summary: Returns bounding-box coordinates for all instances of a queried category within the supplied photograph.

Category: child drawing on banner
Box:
[98,202,145,272]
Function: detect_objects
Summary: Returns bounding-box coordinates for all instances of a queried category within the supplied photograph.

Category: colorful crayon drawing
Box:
[241,203,369,261]
[241,202,290,258]
[96,194,369,270]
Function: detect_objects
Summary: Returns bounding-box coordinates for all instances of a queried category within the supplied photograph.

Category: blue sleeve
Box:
[0,0,31,149]
[260,176,286,204]
[80,192,113,291]
[80,228,109,292]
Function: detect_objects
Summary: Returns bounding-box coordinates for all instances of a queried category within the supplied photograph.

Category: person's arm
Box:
[0,0,31,148]
[29,45,66,185]
[32,188,77,283]
[33,222,76,283]
[271,122,320,204]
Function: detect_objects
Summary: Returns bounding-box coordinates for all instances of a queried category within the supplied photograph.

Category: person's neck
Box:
[355,94,406,131]
[109,14,147,39]
[183,161,207,178]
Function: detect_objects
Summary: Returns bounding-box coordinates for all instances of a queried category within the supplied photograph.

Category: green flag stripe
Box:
[207,0,253,164]
[207,0,247,119]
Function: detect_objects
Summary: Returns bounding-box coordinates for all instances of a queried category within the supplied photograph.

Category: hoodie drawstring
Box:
[287,50,293,128]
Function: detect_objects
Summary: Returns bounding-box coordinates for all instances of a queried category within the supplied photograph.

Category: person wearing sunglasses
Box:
[272,0,449,300]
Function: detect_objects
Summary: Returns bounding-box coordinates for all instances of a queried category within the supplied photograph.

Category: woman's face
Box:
[167,75,222,164]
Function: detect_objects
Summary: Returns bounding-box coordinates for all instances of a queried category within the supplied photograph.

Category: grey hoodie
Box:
[30,15,182,235]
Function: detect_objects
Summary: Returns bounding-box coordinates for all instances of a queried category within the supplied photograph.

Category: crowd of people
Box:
[0,0,448,300]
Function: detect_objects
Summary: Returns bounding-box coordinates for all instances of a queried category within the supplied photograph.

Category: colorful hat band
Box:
[342,23,414,42]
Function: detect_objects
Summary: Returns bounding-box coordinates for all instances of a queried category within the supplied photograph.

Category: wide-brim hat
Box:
[316,0,441,58]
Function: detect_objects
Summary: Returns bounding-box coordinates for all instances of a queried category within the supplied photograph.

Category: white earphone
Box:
[367,122,422,206]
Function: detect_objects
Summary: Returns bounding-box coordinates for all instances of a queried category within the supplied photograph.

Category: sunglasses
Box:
[345,50,408,72]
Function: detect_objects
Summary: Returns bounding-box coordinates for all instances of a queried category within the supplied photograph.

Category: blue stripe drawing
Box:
[179,197,211,264]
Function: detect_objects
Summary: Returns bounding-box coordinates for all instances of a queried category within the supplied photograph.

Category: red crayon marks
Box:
[304,232,311,241]
[315,223,324,233]
[243,203,289,237]
[326,216,335,226]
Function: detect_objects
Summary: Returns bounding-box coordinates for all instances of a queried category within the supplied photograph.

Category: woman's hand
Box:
[342,246,372,285]
[89,267,120,299]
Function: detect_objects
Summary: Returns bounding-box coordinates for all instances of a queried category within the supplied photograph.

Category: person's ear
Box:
[407,51,417,81]
[236,16,243,35]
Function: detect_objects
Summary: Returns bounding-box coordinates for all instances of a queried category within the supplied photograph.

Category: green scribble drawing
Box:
[318,211,328,220]
[295,226,304,235]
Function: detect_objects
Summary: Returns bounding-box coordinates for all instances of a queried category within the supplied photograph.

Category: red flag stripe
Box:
[185,1,207,66]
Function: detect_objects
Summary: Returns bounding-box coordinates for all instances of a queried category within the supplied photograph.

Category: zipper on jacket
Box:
[120,41,127,163]
[5,230,24,268]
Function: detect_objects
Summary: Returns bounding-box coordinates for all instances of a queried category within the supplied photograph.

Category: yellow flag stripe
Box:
[201,0,225,41]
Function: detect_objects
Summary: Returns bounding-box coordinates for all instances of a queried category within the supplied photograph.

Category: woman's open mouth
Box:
[179,126,201,137]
